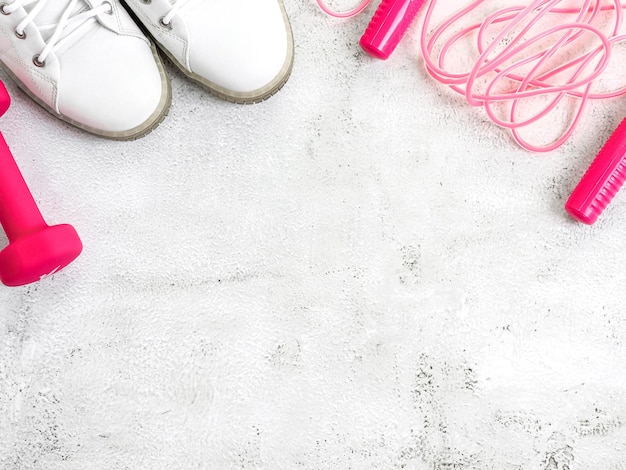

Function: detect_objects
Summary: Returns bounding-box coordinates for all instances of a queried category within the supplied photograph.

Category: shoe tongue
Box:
[25,0,87,38]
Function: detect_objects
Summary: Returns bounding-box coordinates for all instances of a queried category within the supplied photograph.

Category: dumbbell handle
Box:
[0,132,47,241]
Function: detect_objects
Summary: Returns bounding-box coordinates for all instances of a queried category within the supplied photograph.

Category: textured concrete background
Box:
[2,1,626,469]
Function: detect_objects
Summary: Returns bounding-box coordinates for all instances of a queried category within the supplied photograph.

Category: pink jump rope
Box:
[317,0,626,224]
[0,81,82,286]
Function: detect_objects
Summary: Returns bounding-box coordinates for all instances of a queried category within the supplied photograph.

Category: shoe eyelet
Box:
[141,0,151,4]
[32,54,45,67]
[0,2,10,15]
[102,1,113,14]
[15,29,25,39]
[159,17,172,29]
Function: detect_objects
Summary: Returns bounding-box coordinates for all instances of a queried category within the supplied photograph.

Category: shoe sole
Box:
[121,0,294,104]
[0,42,172,141]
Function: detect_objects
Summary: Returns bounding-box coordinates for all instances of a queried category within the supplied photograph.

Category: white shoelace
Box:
[162,0,193,26]
[1,0,112,66]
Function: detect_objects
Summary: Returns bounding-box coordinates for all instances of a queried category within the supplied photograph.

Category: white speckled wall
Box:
[2,1,626,469]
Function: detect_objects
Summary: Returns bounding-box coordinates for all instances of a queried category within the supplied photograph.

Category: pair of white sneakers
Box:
[0,0,294,139]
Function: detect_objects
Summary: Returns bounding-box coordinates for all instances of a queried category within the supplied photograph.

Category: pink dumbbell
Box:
[0,81,82,286]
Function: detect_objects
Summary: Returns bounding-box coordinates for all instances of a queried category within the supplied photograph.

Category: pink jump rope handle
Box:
[565,118,626,224]
[359,0,426,59]
[0,81,82,286]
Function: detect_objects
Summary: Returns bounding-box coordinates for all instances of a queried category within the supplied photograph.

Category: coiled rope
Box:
[317,0,626,152]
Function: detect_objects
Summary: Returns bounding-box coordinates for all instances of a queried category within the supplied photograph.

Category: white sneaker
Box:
[122,0,294,103]
[0,0,170,139]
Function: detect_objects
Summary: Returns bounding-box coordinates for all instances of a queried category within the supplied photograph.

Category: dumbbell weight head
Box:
[0,224,82,286]
[0,81,9,116]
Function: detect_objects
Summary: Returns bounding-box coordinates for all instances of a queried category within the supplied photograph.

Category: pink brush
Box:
[0,81,82,286]
[565,118,626,224]
[359,0,426,59]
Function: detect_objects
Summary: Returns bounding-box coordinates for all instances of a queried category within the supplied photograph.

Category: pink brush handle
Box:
[359,0,426,59]
[565,117,626,224]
